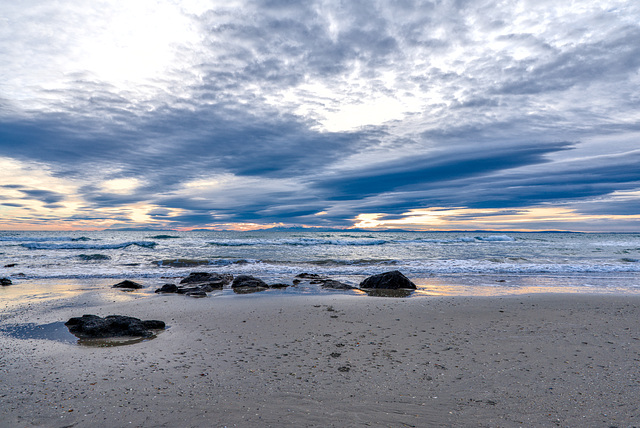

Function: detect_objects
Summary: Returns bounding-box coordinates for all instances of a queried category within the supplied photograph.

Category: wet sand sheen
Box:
[1,292,639,427]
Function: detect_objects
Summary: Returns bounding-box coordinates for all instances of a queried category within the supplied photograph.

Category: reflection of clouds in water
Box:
[0,322,78,344]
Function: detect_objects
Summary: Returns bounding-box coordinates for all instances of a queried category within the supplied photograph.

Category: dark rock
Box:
[142,320,166,329]
[78,254,110,261]
[180,272,233,285]
[231,275,268,288]
[296,273,354,290]
[4,263,17,268]
[269,283,290,288]
[295,273,323,279]
[200,282,225,290]
[180,281,222,294]
[1,278,12,286]
[65,315,165,338]
[112,280,144,289]
[359,270,416,289]
[321,280,355,290]
[155,283,179,293]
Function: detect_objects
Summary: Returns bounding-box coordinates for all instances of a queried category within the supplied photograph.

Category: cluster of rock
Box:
[108,270,416,298]
[149,269,416,297]
[65,314,165,338]
[154,272,234,297]
[65,271,417,342]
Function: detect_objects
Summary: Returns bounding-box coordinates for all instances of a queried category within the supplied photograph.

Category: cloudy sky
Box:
[1,0,639,231]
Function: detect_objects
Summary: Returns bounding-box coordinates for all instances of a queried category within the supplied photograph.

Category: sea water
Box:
[1,230,640,294]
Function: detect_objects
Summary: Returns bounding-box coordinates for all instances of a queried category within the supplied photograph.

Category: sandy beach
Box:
[2,288,640,427]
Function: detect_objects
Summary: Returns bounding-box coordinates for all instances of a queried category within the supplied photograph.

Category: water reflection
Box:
[0,321,161,347]
[363,289,414,298]
[0,322,78,344]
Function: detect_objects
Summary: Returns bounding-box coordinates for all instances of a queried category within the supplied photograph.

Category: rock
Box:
[157,276,229,296]
[231,275,268,288]
[180,272,233,285]
[294,273,354,290]
[359,270,416,289]
[321,279,355,290]
[65,315,165,338]
[1,278,12,286]
[112,280,144,289]
[4,263,17,268]
[167,272,233,295]
[155,283,179,293]
[269,283,290,288]
[176,284,215,294]
[295,273,323,279]
[78,254,110,261]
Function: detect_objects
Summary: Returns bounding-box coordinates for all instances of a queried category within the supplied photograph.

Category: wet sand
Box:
[1,290,640,427]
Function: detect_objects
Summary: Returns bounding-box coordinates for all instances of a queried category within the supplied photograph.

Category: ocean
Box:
[1,230,640,295]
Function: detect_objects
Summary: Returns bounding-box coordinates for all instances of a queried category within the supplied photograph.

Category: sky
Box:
[1,0,640,232]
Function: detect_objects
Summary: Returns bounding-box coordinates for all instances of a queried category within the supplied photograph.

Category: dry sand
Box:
[2,290,640,427]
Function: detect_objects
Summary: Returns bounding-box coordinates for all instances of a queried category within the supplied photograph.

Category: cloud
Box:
[1,0,639,230]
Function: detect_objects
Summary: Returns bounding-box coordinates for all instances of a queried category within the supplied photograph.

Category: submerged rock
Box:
[232,275,268,288]
[112,280,144,289]
[359,270,416,290]
[78,254,110,261]
[65,315,165,338]
[155,259,212,267]
[295,273,323,279]
[1,278,12,286]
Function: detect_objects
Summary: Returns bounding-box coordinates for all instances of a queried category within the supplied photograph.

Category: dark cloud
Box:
[19,189,66,205]
[315,142,572,198]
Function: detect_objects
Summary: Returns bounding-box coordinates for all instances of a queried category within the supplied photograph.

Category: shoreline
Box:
[2,289,640,426]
